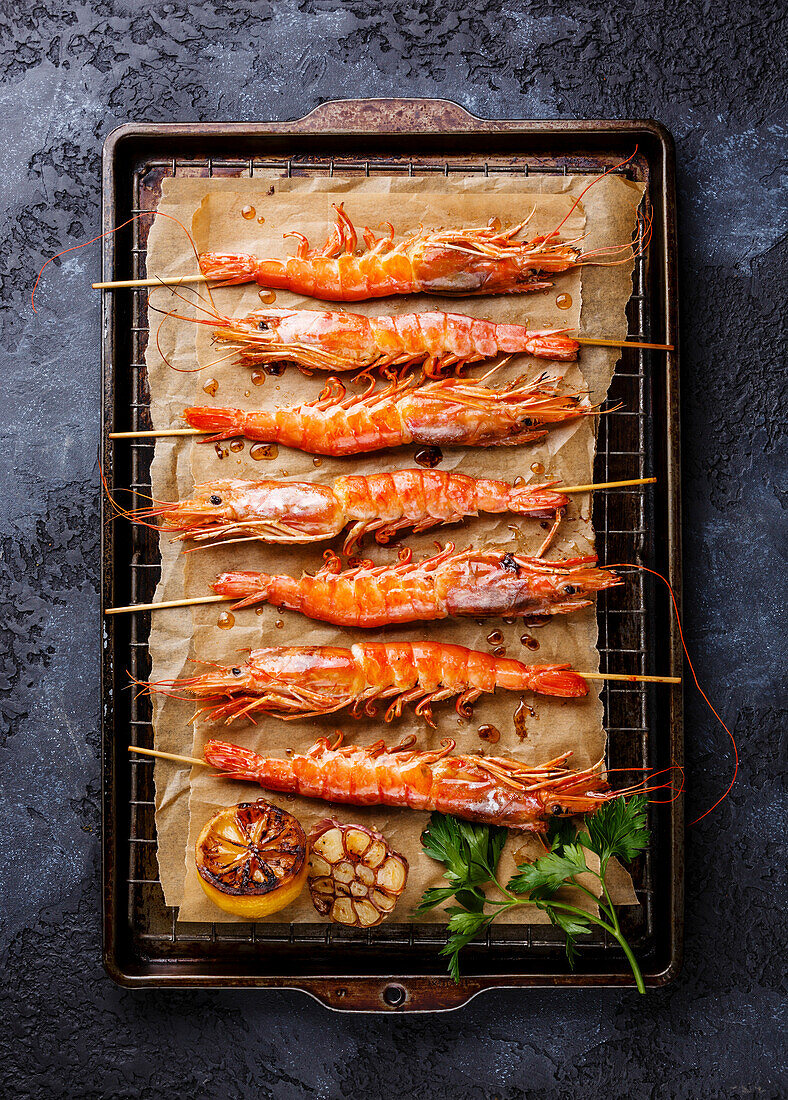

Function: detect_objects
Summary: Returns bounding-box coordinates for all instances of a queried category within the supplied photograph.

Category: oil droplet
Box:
[530,461,545,475]
[513,476,525,488]
[250,443,278,460]
[258,289,277,305]
[264,361,286,375]
[241,205,256,220]
[522,614,551,629]
[493,645,506,657]
[556,292,572,310]
[251,369,266,386]
[478,724,501,744]
[255,606,265,616]
[217,610,235,629]
[414,446,443,469]
[540,520,551,531]
[514,699,536,740]
[257,214,266,225]
[313,456,323,467]
[230,439,244,453]
[503,617,516,625]
[275,619,284,629]
[202,377,219,397]
[521,634,540,650]
[244,390,251,398]
[214,442,228,460]
[486,630,503,646]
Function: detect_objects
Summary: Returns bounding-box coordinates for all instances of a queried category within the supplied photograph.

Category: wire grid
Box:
[120,153,655,960]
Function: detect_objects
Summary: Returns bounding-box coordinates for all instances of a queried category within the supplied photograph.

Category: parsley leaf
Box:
[506,842,589,897]
[418,798,650,993]
[417,885,462,912]
[440,909,494,983]
[546,814,579,851]
[546,906,592,966]
[420,813,507,895]
[577,793,649,869]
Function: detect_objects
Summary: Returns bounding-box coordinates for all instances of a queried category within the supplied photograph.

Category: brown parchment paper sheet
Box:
[144,173,643,921]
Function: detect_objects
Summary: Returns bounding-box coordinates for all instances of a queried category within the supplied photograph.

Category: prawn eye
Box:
[231,667,242,676]
[563,585,576,596]
[257,321,269,331]
[551,804,563,816]
[501,553,520,574]
[210,494,222,505]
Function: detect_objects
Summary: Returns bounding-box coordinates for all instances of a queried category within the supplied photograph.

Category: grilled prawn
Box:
[214,544,620,628]
[185,369,592,457]
[198,204,584,301]
[134,470,569,556]
[204,734,615,833]
[145,643,589,727]
[203,306,579,376]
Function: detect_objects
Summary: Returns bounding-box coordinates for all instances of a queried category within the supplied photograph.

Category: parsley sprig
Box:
[418,796,649,992]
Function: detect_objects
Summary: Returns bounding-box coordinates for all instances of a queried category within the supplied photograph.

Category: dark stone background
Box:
[0,1,785,1096]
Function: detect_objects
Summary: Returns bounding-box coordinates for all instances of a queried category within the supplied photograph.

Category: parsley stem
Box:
[548,898,645,994]
[611,927,646,994]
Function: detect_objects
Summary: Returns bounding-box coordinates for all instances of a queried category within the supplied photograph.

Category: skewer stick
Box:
[93,274,209,289]
[578,672,681,684]
[109,428,205,439]
[89,274,674,354]
[560,476,656,493]
[105,594,232,615]
[129,745,211,767]
[573,336,674,352]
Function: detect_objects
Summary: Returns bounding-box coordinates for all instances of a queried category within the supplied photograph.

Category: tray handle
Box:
[304,977,483,1013]
[287,97,488,134]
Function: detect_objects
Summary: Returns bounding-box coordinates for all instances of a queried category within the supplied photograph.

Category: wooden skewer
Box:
[560,476,656,493]
[105,593,232,615]
[109,428,205,439]
[108,591,680,671]
[129,665,680,766]
[93,274,209,289]
[89,275,674,354]
[579,672,681,684]
[129,745,211,767]
[574,336,674,352]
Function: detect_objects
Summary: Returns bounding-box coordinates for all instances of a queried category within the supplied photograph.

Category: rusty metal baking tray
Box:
[100,100,682,1009]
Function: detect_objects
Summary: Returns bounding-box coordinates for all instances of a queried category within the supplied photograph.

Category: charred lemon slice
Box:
[196,800,308,918]
[308,819,408,927]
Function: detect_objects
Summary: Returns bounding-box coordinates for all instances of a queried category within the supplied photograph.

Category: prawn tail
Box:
[198,252,260,285]
[507,483,570,517]
[183,406,246,442]
[526,665,589,698]
[525,331,580,361]
[204,739,298,791]
[213,570,272,609]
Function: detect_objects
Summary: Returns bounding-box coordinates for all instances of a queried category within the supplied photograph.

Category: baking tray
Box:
[100,100,682,1008]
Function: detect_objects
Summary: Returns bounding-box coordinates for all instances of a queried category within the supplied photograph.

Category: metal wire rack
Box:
[107,147,665,980]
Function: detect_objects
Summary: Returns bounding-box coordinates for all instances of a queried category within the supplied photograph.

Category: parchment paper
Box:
[144,173,643,922]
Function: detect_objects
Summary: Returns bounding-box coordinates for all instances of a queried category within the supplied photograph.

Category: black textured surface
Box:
[0,2,785,1096]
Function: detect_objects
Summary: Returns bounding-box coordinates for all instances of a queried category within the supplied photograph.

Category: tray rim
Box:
[100,101,682,1009]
